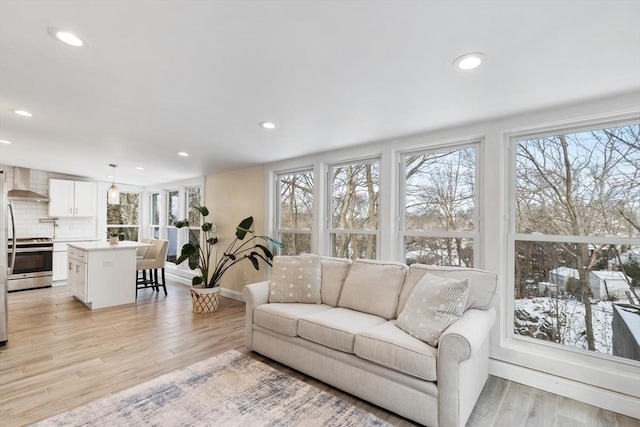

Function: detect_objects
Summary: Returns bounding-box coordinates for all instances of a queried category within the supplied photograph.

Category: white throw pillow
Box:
[268,254,322,304]
[396,273,469,346]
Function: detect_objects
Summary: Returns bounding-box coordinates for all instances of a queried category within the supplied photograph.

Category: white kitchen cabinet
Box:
[52,243,68,282]
[67,241,148,309]
[49,179,97,217]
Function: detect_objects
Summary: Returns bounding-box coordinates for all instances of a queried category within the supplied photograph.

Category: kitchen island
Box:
[67,241,152,309]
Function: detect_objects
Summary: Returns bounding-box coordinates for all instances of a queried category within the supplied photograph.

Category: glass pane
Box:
[166,227,177,263]
[107,192,140,225]
[331,233,376,260]
[279,232,312,255]
[106,227,138,242]
[150,226,160,239]
[279,171,314,230]
[150,193,160,225]
[404,236,474,267]
[516,125,640,237]
[167,191,179,226]
[405,147,475,232]
[331,161,379,230]
[514,240,640,361]
[188,229,200,266]
[187,187,201,226]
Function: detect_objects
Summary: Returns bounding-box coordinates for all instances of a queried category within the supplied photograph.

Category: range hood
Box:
[7,167,50,202]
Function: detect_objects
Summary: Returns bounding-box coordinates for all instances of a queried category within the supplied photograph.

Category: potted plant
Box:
[108,230,119,244]
[174,205,283,313]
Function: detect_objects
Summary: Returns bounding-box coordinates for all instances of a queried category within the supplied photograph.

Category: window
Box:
[150,192,160,239]
[329,159,379,259]
[401,145,478,267]
[107,192,140,241]
[166,190,179,263]
[275,170,314,255]
[186,187,202,265]
[511,123,640,361]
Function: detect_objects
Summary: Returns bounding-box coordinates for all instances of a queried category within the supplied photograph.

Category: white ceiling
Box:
[1,0,639,186]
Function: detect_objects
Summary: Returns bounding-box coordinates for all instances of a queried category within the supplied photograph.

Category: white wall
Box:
[263,91,640,417]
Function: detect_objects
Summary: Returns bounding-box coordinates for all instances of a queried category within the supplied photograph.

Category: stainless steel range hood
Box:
[7,167,50,202]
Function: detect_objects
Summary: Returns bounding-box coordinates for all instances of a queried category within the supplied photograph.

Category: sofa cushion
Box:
[298,307,387,353]
[397,264,497,316]
[268,254,322,304]
[354,321,439,381]
[396,273,469,346]
[254,303,334,336]
[338,259,408,320]
[321,257,352,306]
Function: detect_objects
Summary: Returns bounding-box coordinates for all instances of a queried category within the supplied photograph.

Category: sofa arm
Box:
[437,307,496,427]
[242,281,270,351]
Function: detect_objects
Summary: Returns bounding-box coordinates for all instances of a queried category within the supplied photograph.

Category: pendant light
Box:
[107,164,120,205]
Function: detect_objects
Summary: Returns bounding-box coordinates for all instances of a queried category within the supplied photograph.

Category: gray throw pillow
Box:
[396,273,469,346]
[268,254,322,304]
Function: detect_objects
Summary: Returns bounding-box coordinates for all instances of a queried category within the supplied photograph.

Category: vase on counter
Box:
[109,236,119,244]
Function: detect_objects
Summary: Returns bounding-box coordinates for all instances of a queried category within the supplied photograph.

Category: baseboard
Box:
[489,359,640,419]
[165,272,192,286]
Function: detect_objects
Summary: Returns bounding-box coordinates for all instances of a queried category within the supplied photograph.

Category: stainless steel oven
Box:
[8,237,53,291]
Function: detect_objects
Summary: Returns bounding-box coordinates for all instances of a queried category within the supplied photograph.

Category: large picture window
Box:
[511,123,640,361]
[329,159,379,260]
[276,170,313,255]
[107,192,140,241]
[401,144,478,267]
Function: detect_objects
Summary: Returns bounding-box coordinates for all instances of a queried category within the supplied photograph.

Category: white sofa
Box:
[243,257,497,427]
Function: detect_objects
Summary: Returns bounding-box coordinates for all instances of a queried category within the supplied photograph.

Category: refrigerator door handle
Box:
[8,201,15,275]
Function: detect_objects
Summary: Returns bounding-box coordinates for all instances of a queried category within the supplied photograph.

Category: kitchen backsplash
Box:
[2,166,97,240]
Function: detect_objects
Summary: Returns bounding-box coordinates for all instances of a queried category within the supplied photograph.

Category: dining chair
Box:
[136,239,169,298]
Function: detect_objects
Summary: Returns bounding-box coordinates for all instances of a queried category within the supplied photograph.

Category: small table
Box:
[67,241,153,309]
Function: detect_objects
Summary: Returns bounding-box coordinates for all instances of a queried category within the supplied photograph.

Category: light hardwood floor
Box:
[0,282,637,427]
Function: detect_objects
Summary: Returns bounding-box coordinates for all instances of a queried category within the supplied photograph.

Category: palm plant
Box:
[174,205,283,288]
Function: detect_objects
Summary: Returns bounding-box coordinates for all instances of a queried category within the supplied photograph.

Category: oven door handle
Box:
[9,247,54,253]
[9,201,16,275]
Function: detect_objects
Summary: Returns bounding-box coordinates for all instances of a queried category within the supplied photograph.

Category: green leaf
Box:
[260,235,284,248]
[207,237,218,245]
[194,205,209,217]
[202,222,213,232]
[236,217,254,239]
[255,244,274,260]
[247,254,259,270]
[192,276,203,286]
[175,243,197,265]
[225,252,237,261]
[188,260,199,270]
[174,219,189,228]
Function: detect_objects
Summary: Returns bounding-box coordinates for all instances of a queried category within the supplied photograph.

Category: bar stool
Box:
[136,239,169,298]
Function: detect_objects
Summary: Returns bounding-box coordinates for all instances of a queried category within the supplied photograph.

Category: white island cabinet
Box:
[67,241,151,309]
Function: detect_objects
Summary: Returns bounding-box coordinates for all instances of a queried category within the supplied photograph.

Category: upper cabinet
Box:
[49,179,97,217]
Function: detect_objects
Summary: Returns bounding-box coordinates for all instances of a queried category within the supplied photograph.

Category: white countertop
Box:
[54,237,101,243]
[67,241,152,251]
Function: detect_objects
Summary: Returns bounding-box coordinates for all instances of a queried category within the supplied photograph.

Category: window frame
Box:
[399,141,481,267]
[274,168,314,256]
[106,191,141,241]
[506,117,640,366]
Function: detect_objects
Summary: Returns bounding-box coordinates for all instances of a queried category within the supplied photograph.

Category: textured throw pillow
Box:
[396,273,469,347]
[268,254,322,304]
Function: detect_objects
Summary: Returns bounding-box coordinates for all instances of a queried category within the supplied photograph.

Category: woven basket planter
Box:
[191,286,220,313]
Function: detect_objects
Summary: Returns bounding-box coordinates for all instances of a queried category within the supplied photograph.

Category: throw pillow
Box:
[268,254,322,304]
[396,273,469,346]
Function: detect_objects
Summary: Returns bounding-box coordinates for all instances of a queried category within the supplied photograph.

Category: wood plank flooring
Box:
[0,282,637,427]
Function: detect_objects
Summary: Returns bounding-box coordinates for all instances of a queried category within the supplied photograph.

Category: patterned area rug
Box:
[35,350,391,426]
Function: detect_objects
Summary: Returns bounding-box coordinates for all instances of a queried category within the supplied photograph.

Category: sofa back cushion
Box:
[321,257,352,306]
[268,254,322,304]
[338,259,408,320]
[397,264,497,317]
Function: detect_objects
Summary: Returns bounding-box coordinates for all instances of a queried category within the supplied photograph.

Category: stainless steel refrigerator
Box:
[1,168,8,346]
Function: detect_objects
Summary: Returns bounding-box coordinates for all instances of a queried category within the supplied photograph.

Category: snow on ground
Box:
[514,297,614,355]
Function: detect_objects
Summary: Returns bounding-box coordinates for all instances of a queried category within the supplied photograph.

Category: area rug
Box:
[35,350,391,426]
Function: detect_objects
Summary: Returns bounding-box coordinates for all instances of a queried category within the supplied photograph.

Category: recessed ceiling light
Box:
[135,166,144,170]
[0,139,12,144]
[259,121,277,129]
[14,110,32,117]
[47,27,85,47]
[453,52,486,71]
[177,151,190,157]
